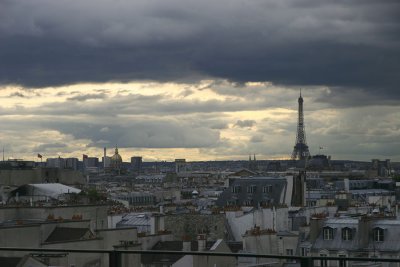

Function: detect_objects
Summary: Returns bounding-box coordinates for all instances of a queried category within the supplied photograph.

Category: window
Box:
[338,255,347,267]
[373,227,384,242]
[286,249,294,263]
[263,185,272,193]
[231,186,241,193]
[320,254,328,267]
[323,227,334,240]
[244,200,252,206]
[227,200,236,206]
[247,185,257,193]
[342,227,353,241]
[301,247,308,256]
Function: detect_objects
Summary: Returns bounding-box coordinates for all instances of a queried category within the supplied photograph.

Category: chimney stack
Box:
[197,234,206,251]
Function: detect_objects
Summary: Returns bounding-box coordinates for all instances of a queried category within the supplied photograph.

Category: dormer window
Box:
[323,227,334,240]
[231,186,241,193]
[263,185,272,193]
[247,185,257,193]
[373,227,384,242]
[342,227,353,241]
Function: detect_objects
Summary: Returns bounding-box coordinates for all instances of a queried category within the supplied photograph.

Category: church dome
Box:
[110,146,122,169]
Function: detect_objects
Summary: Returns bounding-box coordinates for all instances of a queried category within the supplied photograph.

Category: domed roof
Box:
[110,146,122,163]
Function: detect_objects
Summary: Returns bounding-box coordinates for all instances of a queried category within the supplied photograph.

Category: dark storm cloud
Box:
[67,93,107,102]
[0,0,399,104]
[34,143,67,151]
[8,92,26,98]
[234,120,256,128]
[250,135,264,143]
[40,120,220,149]
[314,88,400,108]
[0,92,278,117]
[209,122,229,130]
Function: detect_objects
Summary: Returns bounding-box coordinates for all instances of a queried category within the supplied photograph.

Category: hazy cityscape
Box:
[1,0,400,267]
[0,92,399,267]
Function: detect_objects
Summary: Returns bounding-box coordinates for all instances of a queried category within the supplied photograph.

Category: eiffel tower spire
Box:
[291,90,310,160]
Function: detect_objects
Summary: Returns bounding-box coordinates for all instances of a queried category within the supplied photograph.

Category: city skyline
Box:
[0,1,399,161]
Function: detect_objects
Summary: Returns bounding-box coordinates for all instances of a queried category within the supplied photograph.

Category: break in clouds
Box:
[0,0,399,160]
[0,82,400,161]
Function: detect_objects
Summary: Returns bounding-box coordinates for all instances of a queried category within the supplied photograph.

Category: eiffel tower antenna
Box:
[291,89,310,160]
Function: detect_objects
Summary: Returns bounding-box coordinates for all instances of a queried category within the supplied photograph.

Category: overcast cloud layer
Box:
[0,0,399,161]
[1,1,399,99]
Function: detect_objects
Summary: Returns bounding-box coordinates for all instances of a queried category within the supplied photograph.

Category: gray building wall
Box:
[216,177,288,208]
[0,204,109,230]
[0,168,85,186]
[164,213,226,241]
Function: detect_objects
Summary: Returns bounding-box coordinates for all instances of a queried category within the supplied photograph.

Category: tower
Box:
[291,91,310,160]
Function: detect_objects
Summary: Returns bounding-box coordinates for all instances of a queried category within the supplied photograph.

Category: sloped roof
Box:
[116,213,150,232]
[141,240,216,265]
[45,227,92,243]
[12,183,81,199]
[0,257,22,267]
[312,218,359,251]
[312,218,400,252]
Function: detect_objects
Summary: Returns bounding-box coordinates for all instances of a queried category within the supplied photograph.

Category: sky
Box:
[0,0,399,162]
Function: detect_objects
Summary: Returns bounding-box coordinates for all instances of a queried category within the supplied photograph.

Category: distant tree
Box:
[87,189,101,202]
[392,174,400,182]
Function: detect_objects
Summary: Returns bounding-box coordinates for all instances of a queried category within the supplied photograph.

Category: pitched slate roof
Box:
[312,218,359,251]
[116,213,150,233]
[141,240,217,265]
[11,183,81,199]
[216,177,288,207]
[45,227,93,243]
[0,257,22,267]
[312,217,400,253]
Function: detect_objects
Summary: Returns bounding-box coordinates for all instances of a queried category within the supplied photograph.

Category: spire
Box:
[115,144,119,154]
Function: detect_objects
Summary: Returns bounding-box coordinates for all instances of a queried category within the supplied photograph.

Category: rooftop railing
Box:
[0,247,398,267]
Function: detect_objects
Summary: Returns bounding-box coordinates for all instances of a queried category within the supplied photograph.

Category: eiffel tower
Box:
[291,90,310,160]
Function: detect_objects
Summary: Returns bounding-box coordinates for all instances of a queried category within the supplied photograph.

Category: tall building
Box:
[102,156,111,168]
[46,157,65,169]
[65,158,79,170]
[248,154,258,172]
[131,156,142,174]
[175,159,187,173]
[83,157,99,168]
[291,91,311,160]
[371,159,391,177]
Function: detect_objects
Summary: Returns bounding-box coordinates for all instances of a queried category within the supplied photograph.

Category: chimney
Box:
[197,234,206,251]
[358,216,371,248]
[150,214,165,234]
[291,171,306,207]
[344,178,350,192]
[182,235,191,251]
[309,218,324,243]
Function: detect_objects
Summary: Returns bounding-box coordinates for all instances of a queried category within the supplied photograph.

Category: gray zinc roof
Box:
[116,213,151,233]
